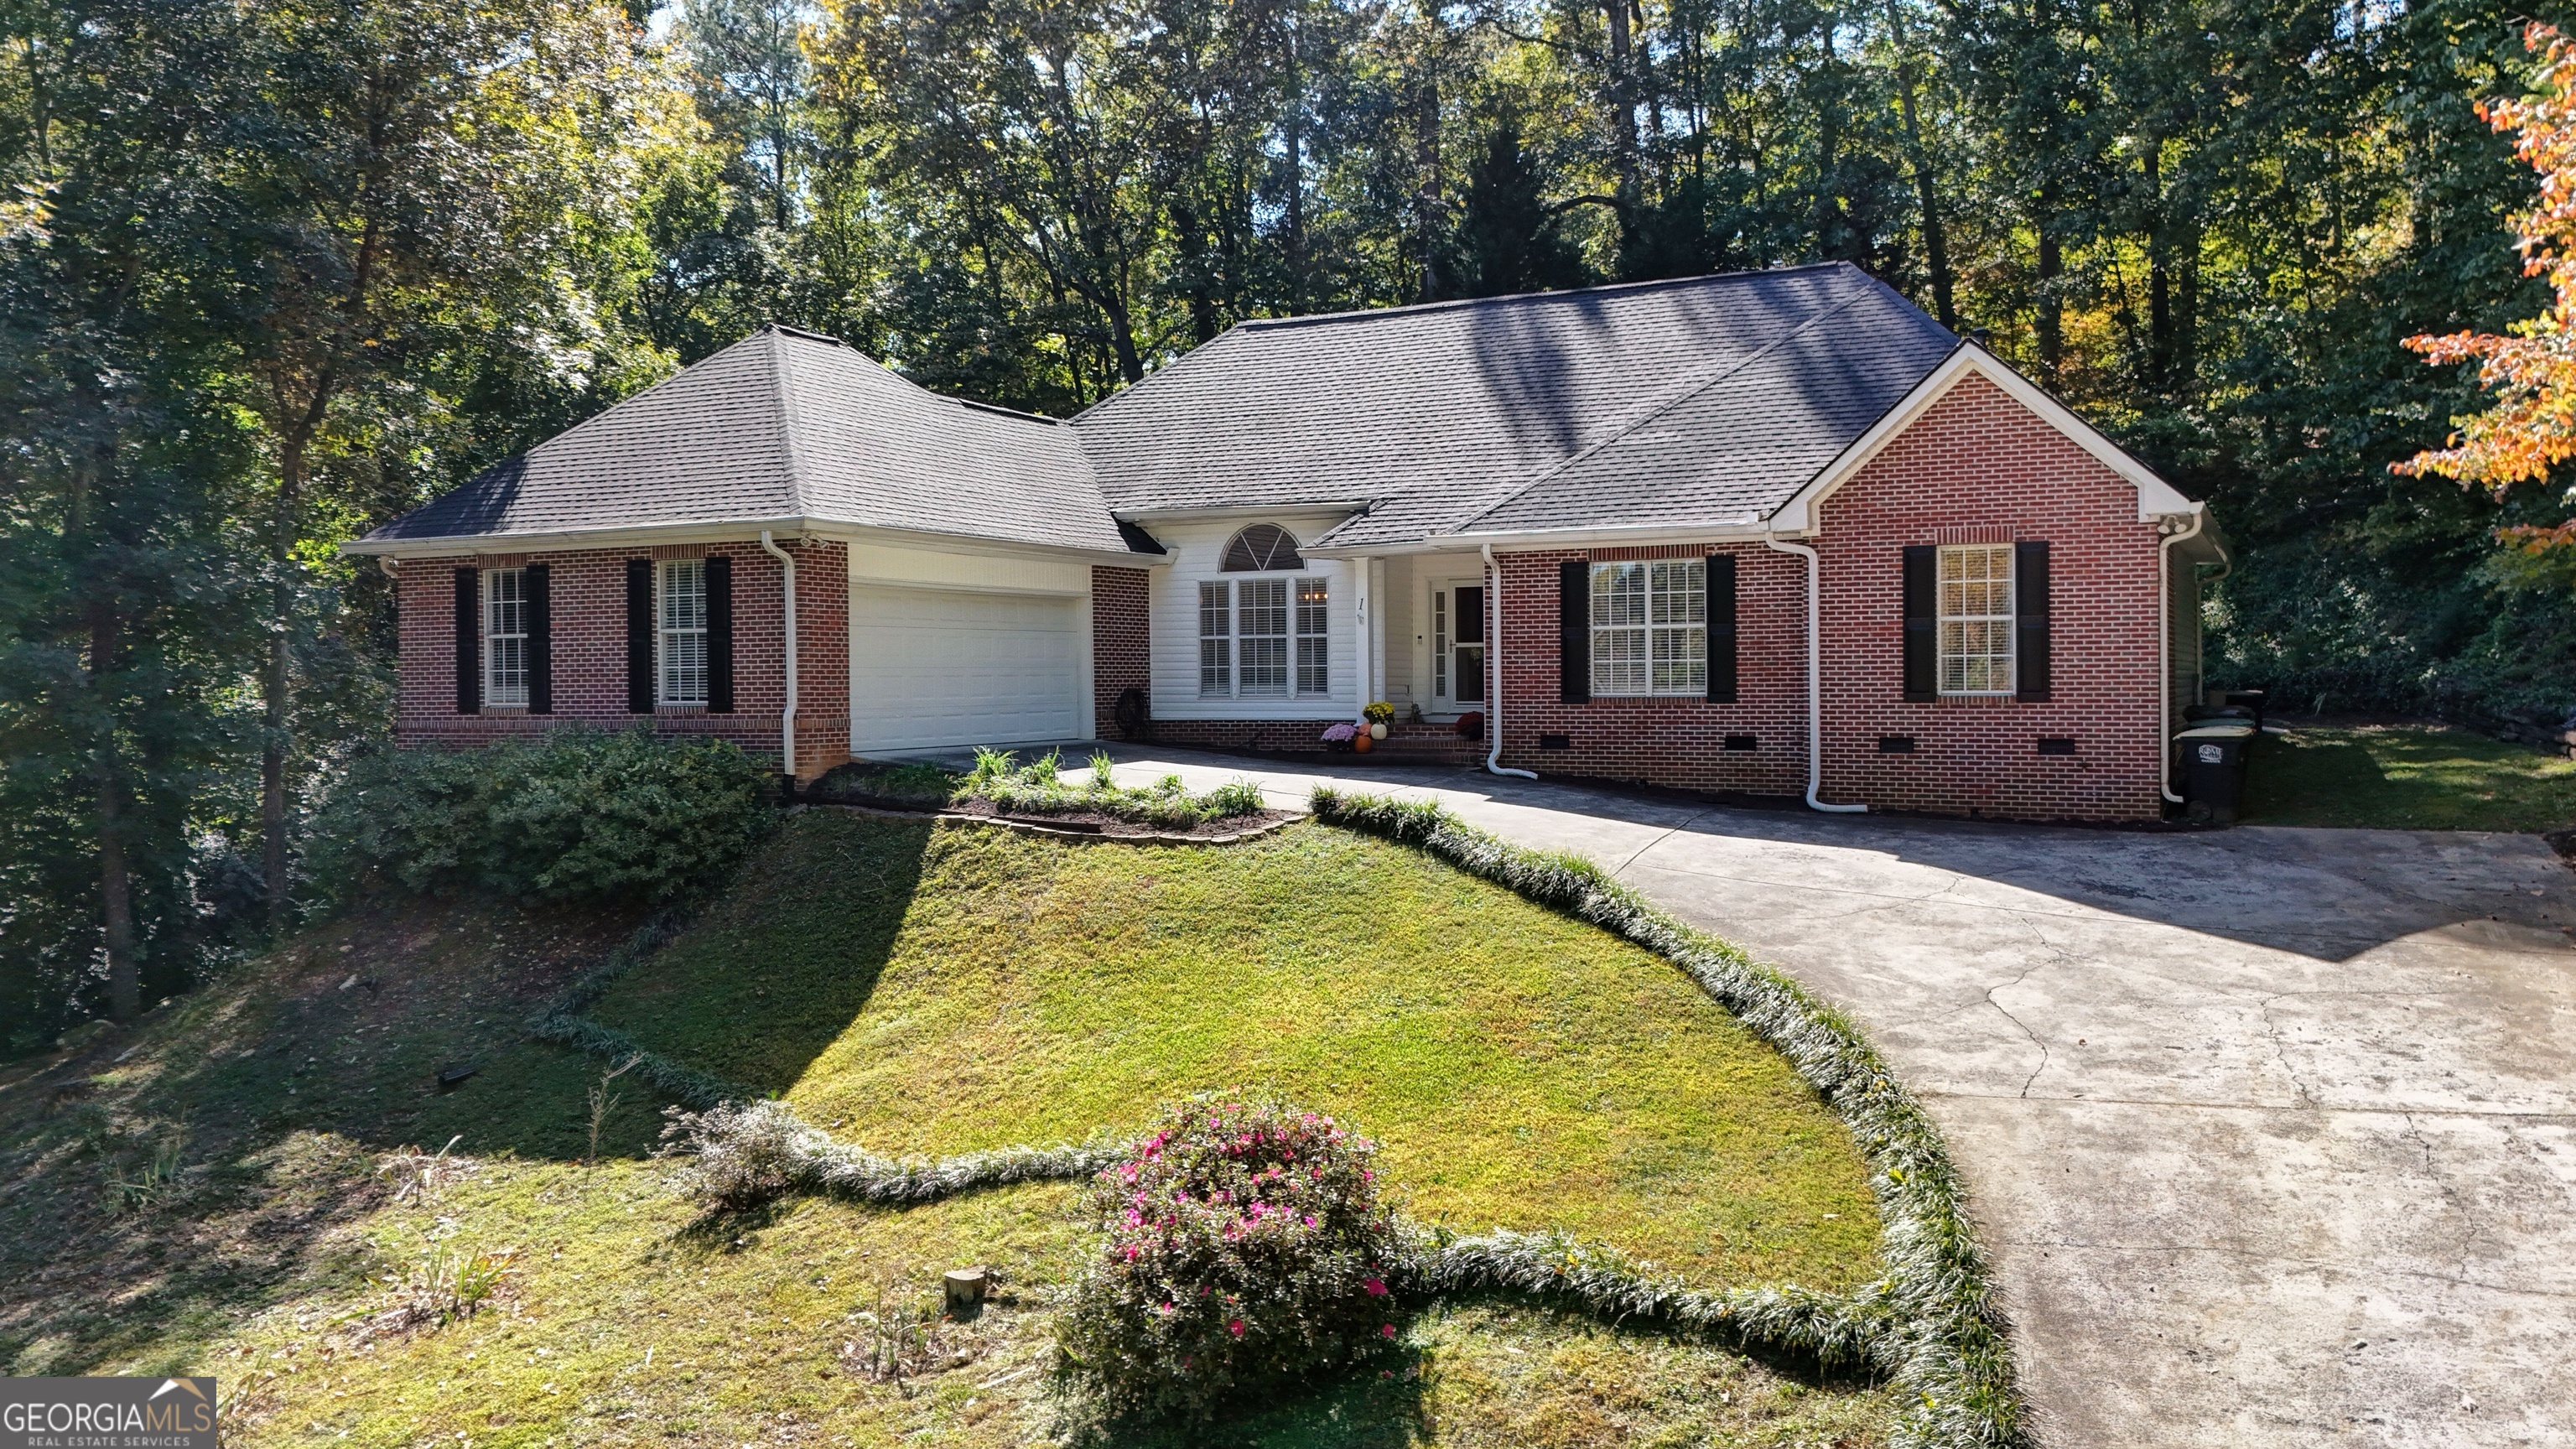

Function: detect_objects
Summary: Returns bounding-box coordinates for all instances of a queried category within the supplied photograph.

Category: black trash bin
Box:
[2222,688,2269,731]
[2174,722,2255,823]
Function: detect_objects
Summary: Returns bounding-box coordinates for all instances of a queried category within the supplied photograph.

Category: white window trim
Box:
[1198,575,1329,698]
[1589,559,1706,697]
[1937,543,2016,697]
[482,567,529,709]
[658,558,709,707]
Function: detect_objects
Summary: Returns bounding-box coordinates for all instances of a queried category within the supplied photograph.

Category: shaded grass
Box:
[2241,724,2576,832]
[590,813,1881,1287]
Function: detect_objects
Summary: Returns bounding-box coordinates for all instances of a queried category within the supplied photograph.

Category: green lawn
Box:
[0,813,1892,1446]
[2241,723,2576,833]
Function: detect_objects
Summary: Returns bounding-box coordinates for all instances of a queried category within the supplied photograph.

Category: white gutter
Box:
[759,531,798,780]
[1480,544,1538,780]
[341,516,1166,569]
[1763,533,1867,813]
[2158,505,2208,806]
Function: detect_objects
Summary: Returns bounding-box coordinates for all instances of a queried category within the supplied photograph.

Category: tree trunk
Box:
[1603,0,1638,195]
[262,423,314,928]
[1415,61,1443,302]
[2144,147,2171,394]
[92,604,138,1023]
[1885,0,1955,328]
[2035,181,2062,376]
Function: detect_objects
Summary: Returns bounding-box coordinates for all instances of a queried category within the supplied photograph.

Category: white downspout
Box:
[759,531,798,780]
[1763,533,1867,813]
[2158,505,2208,805]
[1480,544,1538,780]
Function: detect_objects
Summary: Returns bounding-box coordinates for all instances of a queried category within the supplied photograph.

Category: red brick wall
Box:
[394,537,851,778]
[1091,566,1151,739]
[1493,543,1810,797]
[1493,376,2172,821]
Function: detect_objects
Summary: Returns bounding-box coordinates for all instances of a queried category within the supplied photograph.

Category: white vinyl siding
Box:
[659,558,709,706]
[1149,514,1359,719]
[483,568,529,708]
[1939,544,2014,695]
[1591,559,1705,696]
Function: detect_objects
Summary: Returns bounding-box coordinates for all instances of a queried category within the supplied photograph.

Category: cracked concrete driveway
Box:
[1092,746,2576,1447]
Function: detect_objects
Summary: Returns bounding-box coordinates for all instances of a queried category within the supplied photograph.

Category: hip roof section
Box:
[363,327,1134,556]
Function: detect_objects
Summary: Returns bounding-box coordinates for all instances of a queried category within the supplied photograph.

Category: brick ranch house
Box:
[345,262,2228,822]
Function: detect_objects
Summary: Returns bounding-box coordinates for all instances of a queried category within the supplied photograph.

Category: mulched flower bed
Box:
[932,796,1296,841]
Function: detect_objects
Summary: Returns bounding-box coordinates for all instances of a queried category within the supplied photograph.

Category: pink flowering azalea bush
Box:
[1055,1095,1410,1421]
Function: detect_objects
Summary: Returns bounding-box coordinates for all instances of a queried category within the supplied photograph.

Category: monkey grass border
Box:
[1306,787,2023,1449]
[526,905,757,1111]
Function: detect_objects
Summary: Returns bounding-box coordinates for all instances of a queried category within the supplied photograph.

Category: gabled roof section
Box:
[1069,262,1952,549]
[360,327,1135,556]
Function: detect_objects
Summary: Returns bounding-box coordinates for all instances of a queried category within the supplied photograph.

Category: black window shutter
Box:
[454,567,480,714]
[1559,560,1590,703]
[706,553,735,714]
[1902,545,1936,702]
[1706,553,1738,704]
[2016,540,2052,702]
[526,563,553,715]
[626,558,654,713]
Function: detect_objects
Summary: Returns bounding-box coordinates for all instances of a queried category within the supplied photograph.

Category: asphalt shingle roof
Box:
[371,264,1961,556]
[366,328,1135,555]
[1070,262,1956,548]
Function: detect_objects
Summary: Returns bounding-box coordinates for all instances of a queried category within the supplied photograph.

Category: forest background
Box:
[7,0,2574,1045]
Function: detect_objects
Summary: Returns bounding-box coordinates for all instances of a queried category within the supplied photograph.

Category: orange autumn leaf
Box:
[2397,23,2576,492]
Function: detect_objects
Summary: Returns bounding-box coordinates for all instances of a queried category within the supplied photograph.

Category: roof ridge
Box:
[1443,279,1891,537]
[766,328,811,515]
[1233,262,1860,333]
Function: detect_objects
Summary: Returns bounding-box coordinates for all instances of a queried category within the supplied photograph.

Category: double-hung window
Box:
[1238,579,1290,694]
[1590,559,1705,696]
[483,568,530,708]
[659,558,709,705]
[1198,576,1329,697]
[1937,544,2014,695]
[1296,579,1330,694]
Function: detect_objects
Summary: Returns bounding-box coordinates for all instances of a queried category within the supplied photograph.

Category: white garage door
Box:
[849,585,1084,753]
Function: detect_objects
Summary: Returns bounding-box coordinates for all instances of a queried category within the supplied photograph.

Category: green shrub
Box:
[311,729,776,906]
[1056,1095,1410,1423]
[950,755,1268,829]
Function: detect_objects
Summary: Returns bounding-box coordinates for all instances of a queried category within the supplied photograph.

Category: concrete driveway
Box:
[1090,746,2576,1447]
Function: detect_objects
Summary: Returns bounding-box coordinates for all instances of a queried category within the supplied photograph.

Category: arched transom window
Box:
[1220,523,1304,572]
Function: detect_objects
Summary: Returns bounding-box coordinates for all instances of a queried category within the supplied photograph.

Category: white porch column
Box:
[1352,557,1373,716]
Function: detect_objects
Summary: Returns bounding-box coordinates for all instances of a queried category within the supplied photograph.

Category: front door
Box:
[1431,583,1487,712]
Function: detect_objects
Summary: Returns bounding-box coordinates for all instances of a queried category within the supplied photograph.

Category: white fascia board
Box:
[1425,518,1778,551]
[1114,501,1371,525]
[1767,345,2196,532]
[343,517,1168,569]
